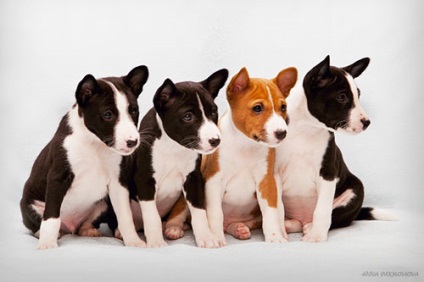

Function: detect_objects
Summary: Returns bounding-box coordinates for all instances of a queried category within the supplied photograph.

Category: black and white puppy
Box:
[20,66,149,249]
[275,56,392,242]
[116,69,228,248]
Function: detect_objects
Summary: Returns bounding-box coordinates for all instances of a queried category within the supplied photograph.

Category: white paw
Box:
[210,229,227,247]
[195,233,222,248]
[164,225,185,240]
[303,222,313,235]
[124,238,147,248]
[37,240,58,250]
[301,223,328,242]
[147,237,168,248]
[231,223,251,240]
[301,229,328,242]
[264,231,288,243]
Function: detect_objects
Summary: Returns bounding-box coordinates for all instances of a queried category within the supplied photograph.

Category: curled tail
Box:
[356,207,398,221]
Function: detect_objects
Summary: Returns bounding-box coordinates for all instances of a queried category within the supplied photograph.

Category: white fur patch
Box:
[37,218,61,249]
[104,81,140,155]
[333,189,356,209]
[139,200,167,248]
[195,94,221,154]
[370,208,398,221]
[340,74,369,134]
[263,86,288,147]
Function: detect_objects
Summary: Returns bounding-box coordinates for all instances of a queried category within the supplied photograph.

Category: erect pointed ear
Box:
[124,65,149,97]
[342,57,370,78]
[273,67,297,98]
[227,67,250,95]
[315,55,331,81]
[75,74,100,107]
[305,55,333,89]
[153,78,177,111]
[200,68,229,99]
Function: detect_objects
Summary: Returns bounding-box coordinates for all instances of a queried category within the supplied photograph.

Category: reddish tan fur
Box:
[201,148,220,182]
[258,148,277,208]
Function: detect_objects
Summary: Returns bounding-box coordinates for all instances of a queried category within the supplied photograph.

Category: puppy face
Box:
[154,69,228,154]
[227,67,297,147]
[75,65,149,155]
[303,56,371,134]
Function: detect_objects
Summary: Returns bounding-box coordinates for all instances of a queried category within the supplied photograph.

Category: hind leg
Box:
[285,219,303,233]
[20,198,44,235]
[331,174,364,229]
[164,195,190,240]
[224,217,262,240]
[78,200,108,237]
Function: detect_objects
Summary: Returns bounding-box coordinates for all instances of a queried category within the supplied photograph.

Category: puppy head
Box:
[75,65,149,155]
[227,67,297,147]
[153,69,228,154]
[303,56,371,134]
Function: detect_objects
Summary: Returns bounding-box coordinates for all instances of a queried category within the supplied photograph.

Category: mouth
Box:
[194,146,218,155]
[334,120,348,130]
[252,134,283,148]
[112,147,137,156]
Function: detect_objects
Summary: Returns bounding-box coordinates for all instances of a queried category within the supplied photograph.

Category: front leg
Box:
[164,195,189,240]
[205,176,226,246]
[184,163,221,248]
[257,149,286,243]
[257,185,287,243]
[139,200,167,248]
[302,177,337,242]
[274,173,288,239]
[37,167,74,250]
[108,182,146,247]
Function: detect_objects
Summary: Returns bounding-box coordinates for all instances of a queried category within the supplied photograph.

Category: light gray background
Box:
[0,1,423,282]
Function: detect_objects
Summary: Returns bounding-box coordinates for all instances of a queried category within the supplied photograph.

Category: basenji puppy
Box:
[20,66,149,249]
[202,67,297,245]
[275,56,393,242]
[110,69,229,248]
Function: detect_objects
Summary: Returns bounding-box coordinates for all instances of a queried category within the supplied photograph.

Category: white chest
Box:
[59,128,120,231]
[215,114,269,216]
[276,124,330,194]
[151,134,198,215]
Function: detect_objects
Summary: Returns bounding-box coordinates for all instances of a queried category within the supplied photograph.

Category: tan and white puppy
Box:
[202,67,297,245]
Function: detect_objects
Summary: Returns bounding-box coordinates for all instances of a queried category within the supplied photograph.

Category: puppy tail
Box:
[356,207,398,221]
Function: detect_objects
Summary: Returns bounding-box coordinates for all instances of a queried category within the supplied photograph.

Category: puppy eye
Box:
[211,109,218,119]
[182,113,193,122]
[252,105,263,113]
[104,110,114,121]
[129,107,138,116]
[336,93,348,103]
[280,104,286,112]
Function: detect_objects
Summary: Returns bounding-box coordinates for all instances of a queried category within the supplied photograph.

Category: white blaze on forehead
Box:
[196,94,221,153]
[103,80,139,153]
[344,73,369,132]
[264,85,287,146]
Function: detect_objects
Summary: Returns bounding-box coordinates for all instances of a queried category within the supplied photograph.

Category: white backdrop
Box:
[0,0,423,281]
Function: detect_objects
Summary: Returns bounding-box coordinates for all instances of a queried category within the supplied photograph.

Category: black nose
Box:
[208,138,221,148]
[126,139,138,148]
[361,119,371,130]
[275,130,287,141]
